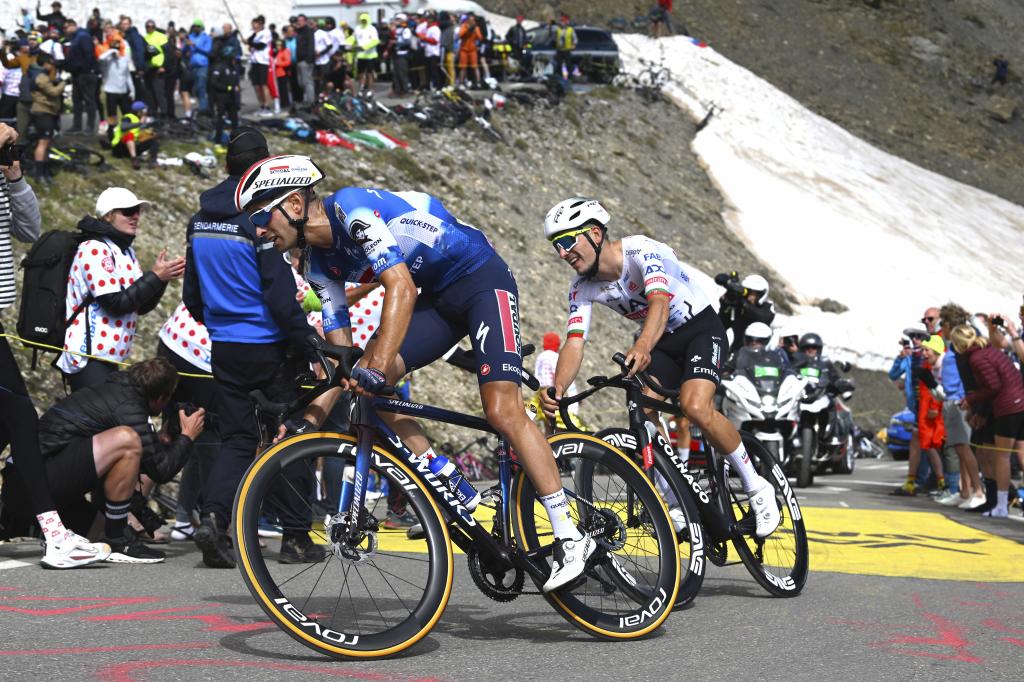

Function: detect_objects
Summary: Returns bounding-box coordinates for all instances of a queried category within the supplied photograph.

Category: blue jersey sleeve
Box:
[305,249,351,333]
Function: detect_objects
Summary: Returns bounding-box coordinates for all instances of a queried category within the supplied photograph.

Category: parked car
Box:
[522,25,620,83]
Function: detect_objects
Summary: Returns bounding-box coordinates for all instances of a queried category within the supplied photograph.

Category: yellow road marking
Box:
[803,507,1024,583]
[313,505,1024,583]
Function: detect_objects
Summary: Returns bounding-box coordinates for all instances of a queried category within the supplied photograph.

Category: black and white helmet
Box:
[543,198,610,240]
[799,332,823,351]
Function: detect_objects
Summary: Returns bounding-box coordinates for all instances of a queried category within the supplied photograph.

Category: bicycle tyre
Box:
[594,427,705,608]
[234,432,453,658]
[65,146,105,166]
[728,433,809,597]
[797,426,814,488]
[510,433,680,639]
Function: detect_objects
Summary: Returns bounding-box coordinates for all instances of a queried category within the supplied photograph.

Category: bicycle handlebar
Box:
[249,335,396,422]
[610,352,680,399]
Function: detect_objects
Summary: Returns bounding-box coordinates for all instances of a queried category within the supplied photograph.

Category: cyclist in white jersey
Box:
[538,198,780,537]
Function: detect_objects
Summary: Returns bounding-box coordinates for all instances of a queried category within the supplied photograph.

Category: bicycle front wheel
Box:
[234,433,453,658]
[510,433,680,639]
[728,433,809,596]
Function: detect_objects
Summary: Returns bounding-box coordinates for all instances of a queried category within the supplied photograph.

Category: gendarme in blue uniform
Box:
[307,188,523,384]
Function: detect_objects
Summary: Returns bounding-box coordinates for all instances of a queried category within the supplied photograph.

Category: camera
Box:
[992,315,1005,328]
[0,143,23,166]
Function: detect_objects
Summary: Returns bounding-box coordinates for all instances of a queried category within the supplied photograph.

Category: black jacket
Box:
[77,216,167,316]
[37,373,193,483]
[719,299,776,353]
[295,25,315,63]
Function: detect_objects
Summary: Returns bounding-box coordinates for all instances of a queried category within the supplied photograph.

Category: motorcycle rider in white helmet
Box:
[715,271,776,354]
[539,198,781,538]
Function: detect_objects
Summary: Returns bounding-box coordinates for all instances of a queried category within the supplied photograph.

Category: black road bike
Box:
[552,354,809,598]
[233,338,681,659]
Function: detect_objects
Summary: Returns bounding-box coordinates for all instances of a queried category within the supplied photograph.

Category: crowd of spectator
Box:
[889,304,1024,519]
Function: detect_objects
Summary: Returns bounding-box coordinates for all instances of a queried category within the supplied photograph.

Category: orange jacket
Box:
[274,46,291,79]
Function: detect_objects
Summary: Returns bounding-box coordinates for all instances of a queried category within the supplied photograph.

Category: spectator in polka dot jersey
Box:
[57,187,184,391]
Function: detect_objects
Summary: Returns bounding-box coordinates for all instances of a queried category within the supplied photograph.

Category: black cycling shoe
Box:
[279,532,327,564]
[194,513,235,569]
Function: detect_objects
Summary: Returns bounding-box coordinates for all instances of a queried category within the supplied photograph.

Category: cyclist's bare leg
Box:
[479,381,560,495]
[679,377,763,490]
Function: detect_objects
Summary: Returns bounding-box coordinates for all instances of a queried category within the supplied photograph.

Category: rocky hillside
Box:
[486,0,1024,206]
[3,90,796,444]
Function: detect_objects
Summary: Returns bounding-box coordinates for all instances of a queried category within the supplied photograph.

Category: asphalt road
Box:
[0,457,1022,682]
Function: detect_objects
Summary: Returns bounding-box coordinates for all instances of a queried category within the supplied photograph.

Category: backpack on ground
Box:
[16,229,91,367]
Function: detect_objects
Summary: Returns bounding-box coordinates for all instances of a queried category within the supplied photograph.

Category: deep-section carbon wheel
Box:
[510,433,680,639]
[727,432,809,597]
[234,433,453,658]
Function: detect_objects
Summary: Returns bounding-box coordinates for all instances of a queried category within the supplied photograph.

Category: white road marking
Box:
[843,479,902,488]
[839,501,849,508]
[793,486,851,494]
[0,559,33,570]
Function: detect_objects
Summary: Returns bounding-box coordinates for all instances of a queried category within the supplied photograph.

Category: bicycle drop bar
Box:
[248,335,396,421]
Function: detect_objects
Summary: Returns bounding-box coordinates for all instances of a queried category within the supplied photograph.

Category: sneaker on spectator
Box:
[194,513,236,569]
[935,491,961,506]
[958,494,987,510]
[258,517,284,538]
[105,530,165,564]
[890,481,916,496]
[383,510,418,529]
[170,523,195,541]
[279,532,327,564]
[982,507,1009,519]
[40,533,111,569]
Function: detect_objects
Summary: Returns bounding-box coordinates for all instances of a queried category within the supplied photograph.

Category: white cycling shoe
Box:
[40,533,111,569]
[542,535,595,593]
[747,477,781,538]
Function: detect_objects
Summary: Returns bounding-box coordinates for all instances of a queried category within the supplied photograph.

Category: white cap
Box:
[95,187,152,217]
[395,13,408,21]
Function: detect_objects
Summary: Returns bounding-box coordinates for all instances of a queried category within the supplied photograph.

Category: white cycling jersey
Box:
[566,235,711,339]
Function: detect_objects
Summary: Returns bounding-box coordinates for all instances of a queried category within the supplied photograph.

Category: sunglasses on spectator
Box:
[550,227,590,254]
[921,316,936,324]
[118,206,142,217]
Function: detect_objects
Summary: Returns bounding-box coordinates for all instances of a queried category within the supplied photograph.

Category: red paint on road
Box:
[95,659,446,682]
[0,642,211,656]
[0,595,161,616]
[83,605,274,632]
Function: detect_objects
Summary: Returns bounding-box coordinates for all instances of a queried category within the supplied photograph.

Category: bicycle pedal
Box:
[735,513,757,536]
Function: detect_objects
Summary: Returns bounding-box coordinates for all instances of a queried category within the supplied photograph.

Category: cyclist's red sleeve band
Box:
[645,290,672,300]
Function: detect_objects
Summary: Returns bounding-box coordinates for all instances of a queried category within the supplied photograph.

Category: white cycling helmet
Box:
[543,198,610,240]
[235,153,325,214]
[741,274,769,304]
[744,322,773,345]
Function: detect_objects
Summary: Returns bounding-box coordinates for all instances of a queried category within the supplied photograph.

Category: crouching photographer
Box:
[715,271,776,353]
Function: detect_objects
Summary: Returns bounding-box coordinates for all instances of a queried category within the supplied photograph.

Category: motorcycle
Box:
[790,361,857,487]
[720,353,807,470]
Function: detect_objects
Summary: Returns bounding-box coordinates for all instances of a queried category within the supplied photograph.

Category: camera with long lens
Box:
[0,143,24,166]
[714,271,747,304]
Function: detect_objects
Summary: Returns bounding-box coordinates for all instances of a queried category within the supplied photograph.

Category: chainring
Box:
[708,541,729,566]
[467,547,524,603]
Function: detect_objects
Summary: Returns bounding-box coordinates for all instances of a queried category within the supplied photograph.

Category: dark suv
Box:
[523,25,620,83]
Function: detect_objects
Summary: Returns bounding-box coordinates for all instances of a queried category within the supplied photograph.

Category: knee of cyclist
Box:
[682,399,713,428]
[483,401,523,436]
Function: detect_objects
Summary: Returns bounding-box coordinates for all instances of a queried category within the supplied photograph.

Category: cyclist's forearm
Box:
[554,338,584,393]
[365,271,416,372]
[637,295,669,349]
[304,385,342,428]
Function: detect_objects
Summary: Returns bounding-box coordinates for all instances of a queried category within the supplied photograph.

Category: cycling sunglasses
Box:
[247,194,293,228]
[550,227,591,253]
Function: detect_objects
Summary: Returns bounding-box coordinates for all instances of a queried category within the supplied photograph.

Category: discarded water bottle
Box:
[425,453,481,511]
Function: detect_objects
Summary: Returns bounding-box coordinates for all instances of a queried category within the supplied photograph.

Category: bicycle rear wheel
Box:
[65,146,105,166]
[727,433,809,596]
[594,427,706,608]
[510,433,680,639]
[234,433,453,658]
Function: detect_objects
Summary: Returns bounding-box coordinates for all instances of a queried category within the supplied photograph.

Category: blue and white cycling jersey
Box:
[306,188,494,333]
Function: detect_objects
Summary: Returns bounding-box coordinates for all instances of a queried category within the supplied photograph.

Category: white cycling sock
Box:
[540,489,582,541]
[726,444,761,492]
[995,490,1009,514]
[653,470,679,507]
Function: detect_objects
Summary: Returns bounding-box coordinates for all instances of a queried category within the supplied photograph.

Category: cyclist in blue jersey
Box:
[235,154,594,592]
